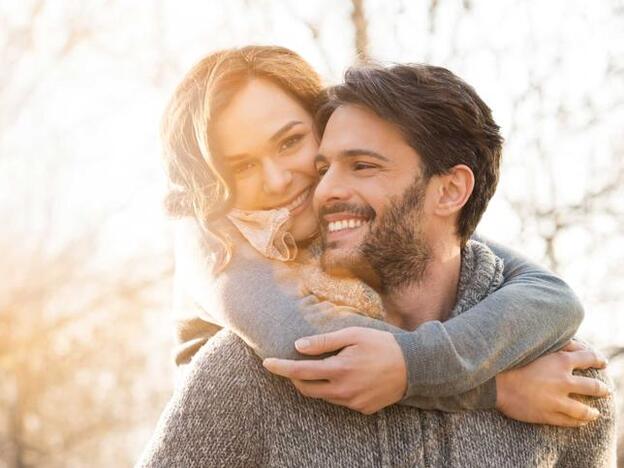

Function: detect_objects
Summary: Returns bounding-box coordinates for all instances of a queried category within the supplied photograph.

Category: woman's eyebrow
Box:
[224,153,251,163]
[225,121,304,162]
[269,120,304,143]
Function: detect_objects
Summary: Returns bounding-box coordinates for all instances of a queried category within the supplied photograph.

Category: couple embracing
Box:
[139,46,615,467]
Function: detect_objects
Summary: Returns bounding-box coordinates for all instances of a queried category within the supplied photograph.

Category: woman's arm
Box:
[395,233,583,405]
[174,218,408,361]
[176,219,583,410]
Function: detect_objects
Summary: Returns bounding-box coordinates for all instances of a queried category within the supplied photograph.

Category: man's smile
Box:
[327,218,366,233]
[321,210,374,244]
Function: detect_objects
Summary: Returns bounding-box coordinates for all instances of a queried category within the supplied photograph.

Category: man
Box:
[138,64,615,467]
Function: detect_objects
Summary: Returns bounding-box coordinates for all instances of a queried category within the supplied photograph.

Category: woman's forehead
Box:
[213,78,312,156]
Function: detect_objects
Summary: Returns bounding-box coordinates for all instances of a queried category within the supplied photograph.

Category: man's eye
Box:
[232,161,256,175]
[279,134,303,153]
[353,162,377,171]
[316,165,329,177]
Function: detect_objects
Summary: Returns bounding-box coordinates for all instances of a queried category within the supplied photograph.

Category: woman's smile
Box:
[213,78,320,241]
[267,186,313,215]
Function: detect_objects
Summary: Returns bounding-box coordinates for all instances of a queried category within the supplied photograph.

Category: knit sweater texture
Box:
[139,241,616,467]
[173,218,584,411]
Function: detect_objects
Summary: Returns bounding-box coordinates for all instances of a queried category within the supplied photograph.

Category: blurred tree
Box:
[0,227,173,467]
[351,0,369,62]
[0,2,176,466]
[1,0,622,466]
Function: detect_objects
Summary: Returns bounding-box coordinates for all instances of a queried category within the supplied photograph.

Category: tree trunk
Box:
[351,0,369,62]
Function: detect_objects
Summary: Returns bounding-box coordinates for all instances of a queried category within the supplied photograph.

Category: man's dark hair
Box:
[316,64,503,244]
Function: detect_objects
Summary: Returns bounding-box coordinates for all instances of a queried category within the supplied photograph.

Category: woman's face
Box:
[212,78,319,241]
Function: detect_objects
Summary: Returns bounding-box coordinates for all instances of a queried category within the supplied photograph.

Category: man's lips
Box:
[319,204,375,239]
[322,213,371,237]
[326,217,368,233]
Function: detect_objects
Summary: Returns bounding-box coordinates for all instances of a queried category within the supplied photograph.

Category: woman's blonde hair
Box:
[161,45,324,272]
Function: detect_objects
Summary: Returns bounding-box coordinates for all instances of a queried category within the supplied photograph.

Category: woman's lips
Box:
[271,187,313,216]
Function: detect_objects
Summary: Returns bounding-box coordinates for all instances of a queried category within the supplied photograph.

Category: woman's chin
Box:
[290,217,319,243]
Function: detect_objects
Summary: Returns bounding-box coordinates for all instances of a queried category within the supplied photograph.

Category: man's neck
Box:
[381,241,462,331]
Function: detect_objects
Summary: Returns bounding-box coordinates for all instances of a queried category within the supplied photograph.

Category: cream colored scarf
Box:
[227,208,383,319]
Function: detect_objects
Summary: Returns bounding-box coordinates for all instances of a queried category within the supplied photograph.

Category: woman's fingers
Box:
[547,412,594,428]
[561,340,585,352]
[558,398,600,422]
[568,375,611,397]
[291,379,333,399]
[263,357,339,381]
[560,349,607,370]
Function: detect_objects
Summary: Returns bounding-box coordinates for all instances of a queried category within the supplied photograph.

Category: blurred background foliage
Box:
[0,0,622,466]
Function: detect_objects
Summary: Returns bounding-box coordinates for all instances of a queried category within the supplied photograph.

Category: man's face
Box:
[313,104,433,291]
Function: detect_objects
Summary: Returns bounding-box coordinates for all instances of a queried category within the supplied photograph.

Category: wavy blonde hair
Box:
[161,46,324,272]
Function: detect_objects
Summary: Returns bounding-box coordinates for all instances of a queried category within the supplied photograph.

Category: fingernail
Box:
[601,355,609,366]
[295,338,310,350]
[590,408,600,419]
[263,358,275,368]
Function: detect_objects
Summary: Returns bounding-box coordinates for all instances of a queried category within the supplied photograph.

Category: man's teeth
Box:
[327,219,366,233]
[281,189,310,211]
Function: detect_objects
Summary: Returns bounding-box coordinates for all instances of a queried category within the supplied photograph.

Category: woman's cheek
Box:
[298,139,320,175]
[233,177,259,210]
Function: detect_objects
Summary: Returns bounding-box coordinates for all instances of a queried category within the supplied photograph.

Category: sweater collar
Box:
[449,239,504,319]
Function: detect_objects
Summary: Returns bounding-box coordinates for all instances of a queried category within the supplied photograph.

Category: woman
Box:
[163,46,606,424]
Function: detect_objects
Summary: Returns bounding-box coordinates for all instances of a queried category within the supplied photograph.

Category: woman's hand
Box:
[262,327,407,415]
[495,341,610,427]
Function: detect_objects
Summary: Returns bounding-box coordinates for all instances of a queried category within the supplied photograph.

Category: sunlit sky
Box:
[1,0,622,344]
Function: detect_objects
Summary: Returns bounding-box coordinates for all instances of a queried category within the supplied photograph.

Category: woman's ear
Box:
[433,164,475,216]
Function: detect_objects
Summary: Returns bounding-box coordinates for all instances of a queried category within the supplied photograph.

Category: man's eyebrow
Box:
[341,149,389,162]
[223,121,304,163]
[314,154,328,165]
[314,149,389,164]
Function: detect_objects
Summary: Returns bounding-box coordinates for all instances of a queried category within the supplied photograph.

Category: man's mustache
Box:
[317,203,376,221]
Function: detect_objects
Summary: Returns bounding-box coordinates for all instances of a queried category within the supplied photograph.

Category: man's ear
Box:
[432,164,474,216]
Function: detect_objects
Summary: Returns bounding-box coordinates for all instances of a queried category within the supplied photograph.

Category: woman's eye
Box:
[279,134,303,153]
[232,161,256,175]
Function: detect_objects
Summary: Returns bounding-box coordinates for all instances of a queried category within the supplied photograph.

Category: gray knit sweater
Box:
[174,219,584,411]
[139,242,616,467]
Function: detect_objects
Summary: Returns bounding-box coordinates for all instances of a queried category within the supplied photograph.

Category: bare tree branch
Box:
[351,0,369,62]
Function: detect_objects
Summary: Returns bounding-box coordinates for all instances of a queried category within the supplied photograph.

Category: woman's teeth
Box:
[327,219,365,233]
[280,189,310,212]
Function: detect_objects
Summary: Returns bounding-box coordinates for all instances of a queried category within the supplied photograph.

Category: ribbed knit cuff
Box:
[393,330,498,409]
[393,330,429,399]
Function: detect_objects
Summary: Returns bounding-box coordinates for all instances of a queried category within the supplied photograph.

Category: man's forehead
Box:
[321,106,382,152]
[319,104,411,159]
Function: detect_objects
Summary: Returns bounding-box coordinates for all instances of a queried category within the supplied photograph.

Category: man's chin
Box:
[320,248,380,288]
[320,248,354,278]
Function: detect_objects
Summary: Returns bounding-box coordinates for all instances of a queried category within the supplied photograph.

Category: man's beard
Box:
[361,177,431,293]
[320,177,431,293]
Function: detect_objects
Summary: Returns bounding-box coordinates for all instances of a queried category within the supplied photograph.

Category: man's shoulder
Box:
[180,330,269,394]
[188,329,262,369]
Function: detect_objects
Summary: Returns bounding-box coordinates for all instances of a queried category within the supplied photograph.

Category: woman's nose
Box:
[262,159,293,194]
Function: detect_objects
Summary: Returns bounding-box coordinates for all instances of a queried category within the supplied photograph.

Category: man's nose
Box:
[313,167,352,209]
[262,159,292,194]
